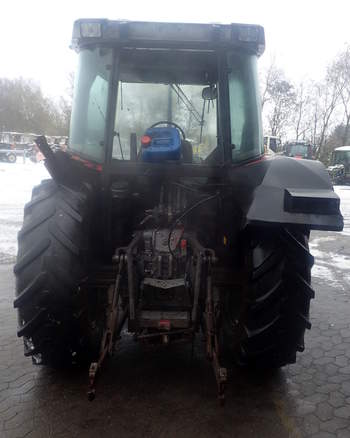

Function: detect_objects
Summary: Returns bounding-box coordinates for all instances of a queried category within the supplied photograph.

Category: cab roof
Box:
[334,146,350,151]
[71,19,265,56]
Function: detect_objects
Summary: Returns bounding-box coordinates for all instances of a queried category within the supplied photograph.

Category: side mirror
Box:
[202,86,217,101]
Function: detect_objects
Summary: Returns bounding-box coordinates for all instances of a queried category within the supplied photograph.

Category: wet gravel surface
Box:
[1,229,350,437]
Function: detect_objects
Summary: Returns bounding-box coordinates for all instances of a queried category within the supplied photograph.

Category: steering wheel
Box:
[149,121,186,140]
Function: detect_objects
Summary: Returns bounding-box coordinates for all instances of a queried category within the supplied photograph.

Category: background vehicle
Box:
[284,141,315,159]
[0,142,17,163]
[14,19,343,402]
[327,146,350,184]
[0,132,65,161]
[264,135,281,153]
[0,131,38,146]
[0,142,35,163]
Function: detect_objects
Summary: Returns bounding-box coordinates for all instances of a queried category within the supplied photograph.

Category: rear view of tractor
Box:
[284,141,315,160]
[14,19,343,401]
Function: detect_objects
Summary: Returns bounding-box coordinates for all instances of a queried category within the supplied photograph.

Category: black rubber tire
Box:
[222,227,314,369]
[7,153,16,163]
[14,179,98,366]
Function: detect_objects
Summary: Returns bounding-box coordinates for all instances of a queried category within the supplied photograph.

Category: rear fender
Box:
[229,156,343,231]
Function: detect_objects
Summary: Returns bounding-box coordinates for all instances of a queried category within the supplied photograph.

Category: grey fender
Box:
[228,156,343,231]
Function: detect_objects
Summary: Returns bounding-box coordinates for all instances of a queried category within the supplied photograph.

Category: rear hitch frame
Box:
[87,234,227,403]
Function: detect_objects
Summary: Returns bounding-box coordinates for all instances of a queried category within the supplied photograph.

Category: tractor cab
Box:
[68,20,265,172]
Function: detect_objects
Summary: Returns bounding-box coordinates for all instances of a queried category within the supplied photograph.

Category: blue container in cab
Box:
[141,127,181,162]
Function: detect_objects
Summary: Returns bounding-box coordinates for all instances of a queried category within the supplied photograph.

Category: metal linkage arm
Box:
[204,256,227,405]
[87,255,125,401]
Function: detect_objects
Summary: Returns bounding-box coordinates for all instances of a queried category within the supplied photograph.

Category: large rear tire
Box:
[222,227,315,368]
[14,179,100,366]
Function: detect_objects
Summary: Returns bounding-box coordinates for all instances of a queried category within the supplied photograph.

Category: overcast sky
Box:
[1,0,350,98]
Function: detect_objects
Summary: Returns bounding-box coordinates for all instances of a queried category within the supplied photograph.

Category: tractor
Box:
[14,19,343,401]
[327,146,350,184]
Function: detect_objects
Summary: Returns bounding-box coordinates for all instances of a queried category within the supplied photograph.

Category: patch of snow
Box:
[310,243,350,290]
[309,246,324,259]
[309,187,350,289]
[328,253,350,271]
[312,263,336,281]
[0,161,50,263]
[310,235,337,245]
[311,262,347,291]
[334,185,350,237]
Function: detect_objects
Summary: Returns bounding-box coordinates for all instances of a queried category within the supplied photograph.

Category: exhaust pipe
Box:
[35,136,65,183]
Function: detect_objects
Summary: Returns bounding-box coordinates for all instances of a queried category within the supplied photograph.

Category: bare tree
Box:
[266,74,295,137]
[329,45,350,145]
[260,59,279,110]
[0,77,68,135]
[67,71,75,100]
[258,51,348,160]
[315,72,343,160]
[291,81,312,141]
[296,80,320,146]
[260,62,296,138]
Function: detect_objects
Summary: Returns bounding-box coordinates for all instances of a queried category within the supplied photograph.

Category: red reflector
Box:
[180,239,187,249]
[158,320,171,330]
[141,135,152,147]
[71,154,102,171]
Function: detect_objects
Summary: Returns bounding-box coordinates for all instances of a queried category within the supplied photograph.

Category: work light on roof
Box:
[80,22,102,38]
[238,25,259,42]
